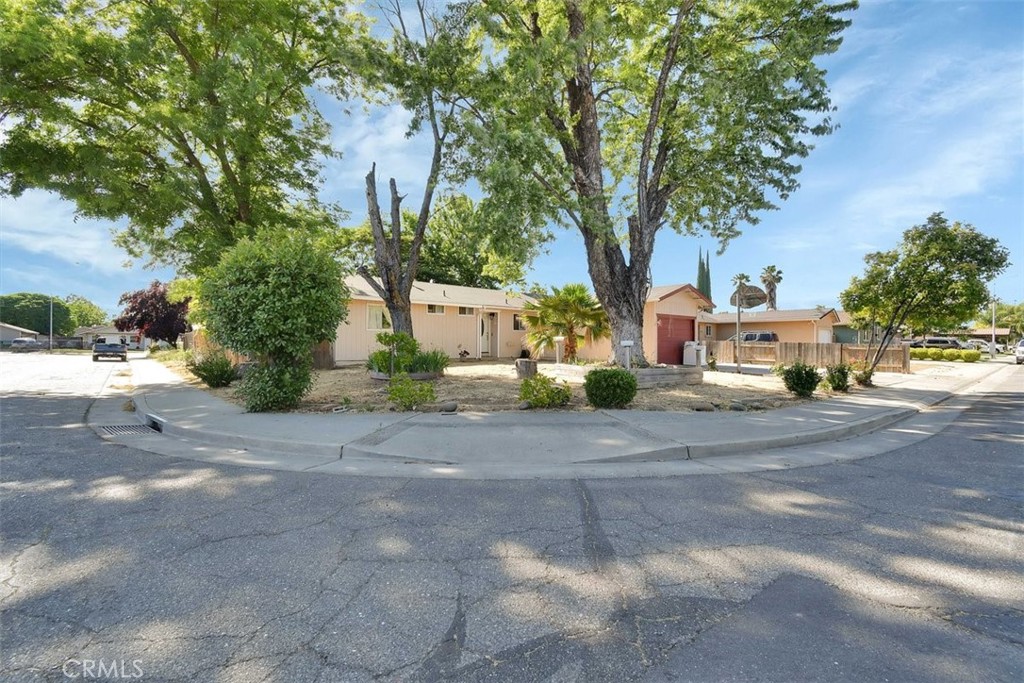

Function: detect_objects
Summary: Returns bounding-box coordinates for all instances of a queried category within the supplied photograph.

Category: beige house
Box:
[698,308,841,344]
[335,276,534,364]
[1,322,39,343]
[75,325,149,350]
[335,277,714,366]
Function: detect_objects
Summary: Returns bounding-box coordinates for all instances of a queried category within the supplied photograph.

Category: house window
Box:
[367,305,392,330]
[458,306,474,316]
[513,314,527,331]
[704,325,712,338]
[427,304,445,315]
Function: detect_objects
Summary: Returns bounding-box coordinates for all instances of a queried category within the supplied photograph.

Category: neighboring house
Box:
[335,277,714,365]
[75,325,149,350]
[335,276,534,364]
[698,307,841,344]
[962,327,1011,344]
[1,322,39,343]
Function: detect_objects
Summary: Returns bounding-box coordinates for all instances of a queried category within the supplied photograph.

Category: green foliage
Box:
[942,348,962,361]
[114,281,190,344]
[387,374,436,411]
[65,294,108,329]
[410,349,450,374]
[201,233,348,411]
[961,350,982,363]
[927,348,945,361]
[187,353,237,388]
[523,284,609,363]
[840,213,1010,371]
[237,359,313,412]
[852,363,874,387]
[777,360,821,398]
[822,363,851,392]
[0,292,73,335]
[976,301,1024,340]
[584,368,638,409]
[909,348,924,360]
[519,374,572,409]
[0,0,362,273]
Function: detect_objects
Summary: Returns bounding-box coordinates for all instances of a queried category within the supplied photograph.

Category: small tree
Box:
[523,284,609,363]
[0,292,73,335]
[840,213,1010,372]
[201,234,348,411]
[65,295,108,329]
[760,266,784,311]
[114,282,190,345]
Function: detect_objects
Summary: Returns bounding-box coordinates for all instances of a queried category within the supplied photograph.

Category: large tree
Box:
[453,0,854,364]
[65,294,108,329]
[840,213,1010,372]
[114,281,190,345]
[0,292,73,336]
[0,0,363,273]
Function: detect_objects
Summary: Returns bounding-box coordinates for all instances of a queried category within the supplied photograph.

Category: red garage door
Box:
[656,315,695,365]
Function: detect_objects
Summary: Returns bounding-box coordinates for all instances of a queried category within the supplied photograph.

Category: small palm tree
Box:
[760,265,783,310]
[522,284,609,363]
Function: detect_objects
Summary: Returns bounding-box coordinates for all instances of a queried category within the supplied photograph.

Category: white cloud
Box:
[0,191,136,273]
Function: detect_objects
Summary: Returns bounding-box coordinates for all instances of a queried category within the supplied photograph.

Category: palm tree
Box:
[522,284,609,363]
[760,265,783,310]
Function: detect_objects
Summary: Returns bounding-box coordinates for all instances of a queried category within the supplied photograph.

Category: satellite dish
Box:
[729,284,768,309]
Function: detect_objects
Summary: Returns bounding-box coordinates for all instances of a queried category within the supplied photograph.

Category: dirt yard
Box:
[161,358,808,413]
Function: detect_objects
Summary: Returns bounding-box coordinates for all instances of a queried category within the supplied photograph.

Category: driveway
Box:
[2,353,1022,681]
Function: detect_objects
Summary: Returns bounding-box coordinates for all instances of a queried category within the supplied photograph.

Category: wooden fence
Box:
[180,331,335,370]
[706,341,910,373]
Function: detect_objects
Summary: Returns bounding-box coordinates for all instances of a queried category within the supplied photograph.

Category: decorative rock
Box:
[729,402,747,411]
[515,358,538,379]
[691,402,716,412]
[439,401,458,414]
[518,400,532,410]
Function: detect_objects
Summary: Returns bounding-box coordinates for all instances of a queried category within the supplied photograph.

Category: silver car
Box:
[1015,340,1024,365]
[9,337,43,352]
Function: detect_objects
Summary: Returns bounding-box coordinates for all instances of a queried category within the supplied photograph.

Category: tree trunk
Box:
[387,303,413,337]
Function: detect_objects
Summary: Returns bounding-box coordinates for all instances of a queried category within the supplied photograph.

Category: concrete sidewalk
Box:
[88,356,1017,479]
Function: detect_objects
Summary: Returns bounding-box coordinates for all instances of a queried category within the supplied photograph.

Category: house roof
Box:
[1,321,40,335]
[647,284,714,309]
[699,307,841,324]
[965,327,1011,336]
[344,275,532,310]
[75,325,132,336]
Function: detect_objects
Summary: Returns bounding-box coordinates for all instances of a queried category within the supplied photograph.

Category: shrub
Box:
[410,349,450,374]
[942,348,961,361]
[908,348,923,360]
[961,349,982,363]
[237,358,314,412]
[851,361,874,387]
[187,352,237,388]
[823,363,851,392]
[778,360,821,397]
[584,367,638,408]
[201,233,348,411]
[387,373,436,410]
[519,373,572,408]
[927,348,945,361]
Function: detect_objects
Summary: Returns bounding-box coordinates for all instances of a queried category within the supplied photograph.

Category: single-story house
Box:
[335,277,714,366]
[698,307,841,344]
[962,327,1011,344]
[1,322,39,343]
[75,325,149,350]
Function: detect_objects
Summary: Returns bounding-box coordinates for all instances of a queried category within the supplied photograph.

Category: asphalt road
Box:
[2,353,1022,682]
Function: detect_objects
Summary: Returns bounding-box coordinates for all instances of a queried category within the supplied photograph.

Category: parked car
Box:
[9,337,43,352]
[963,339,1005,353]
[725,331,780,343]
[1015,340,1024,365]
[918,337,963,350]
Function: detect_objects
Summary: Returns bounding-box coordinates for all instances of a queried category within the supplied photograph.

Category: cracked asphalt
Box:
[2,353,1022,682]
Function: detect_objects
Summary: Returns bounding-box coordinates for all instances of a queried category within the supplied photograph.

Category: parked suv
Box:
[726,331,780,342]
[10,337,43,352]
[919,337,963,350]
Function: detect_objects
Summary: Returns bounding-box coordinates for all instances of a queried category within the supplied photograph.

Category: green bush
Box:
[584,367,638,408]
[778,360,821,397]
[237,358,313,412]
[187,352,237,388]
[961,349,982,363]
[942,348,961,361]
[410,349,450,374]
[927,348,945,361]
[822,363,851,392]
[908,348,923,360]
[851,362,874,387]
[387,373,436,410]
[201,233,348,411]
[519,373,572,408]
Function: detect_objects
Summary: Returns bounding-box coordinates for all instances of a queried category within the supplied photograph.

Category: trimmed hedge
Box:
[584,368,638,408]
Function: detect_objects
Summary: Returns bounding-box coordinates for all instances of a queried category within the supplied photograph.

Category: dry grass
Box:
[162,358,805,413]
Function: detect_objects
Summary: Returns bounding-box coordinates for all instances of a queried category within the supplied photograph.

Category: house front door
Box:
[480,315,492,356]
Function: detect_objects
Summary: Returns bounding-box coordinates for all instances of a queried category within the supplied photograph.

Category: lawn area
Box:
[159,356,805,413]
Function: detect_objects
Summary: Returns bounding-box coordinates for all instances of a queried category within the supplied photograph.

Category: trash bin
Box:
[682,342,707,367]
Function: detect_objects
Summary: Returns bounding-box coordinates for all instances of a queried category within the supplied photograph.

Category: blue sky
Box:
[1,0,1021,319]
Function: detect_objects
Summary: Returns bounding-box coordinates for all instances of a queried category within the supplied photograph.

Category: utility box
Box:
[682,341,706,367]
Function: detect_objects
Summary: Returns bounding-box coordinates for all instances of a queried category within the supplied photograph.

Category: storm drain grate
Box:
[100,424,157,436]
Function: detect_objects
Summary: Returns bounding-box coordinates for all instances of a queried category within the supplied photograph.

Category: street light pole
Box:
[990,300,997,359]
[49,296,53,352]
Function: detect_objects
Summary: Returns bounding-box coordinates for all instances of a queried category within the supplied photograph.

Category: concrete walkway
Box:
[87,355,1017,479]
